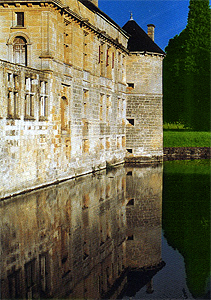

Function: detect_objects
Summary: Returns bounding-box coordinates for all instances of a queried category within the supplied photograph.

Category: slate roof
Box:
[78,0,127,36]
[122,20,165,55]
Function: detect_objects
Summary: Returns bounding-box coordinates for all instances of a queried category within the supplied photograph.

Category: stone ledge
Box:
[163,147,211,161]
[125,155,163,166]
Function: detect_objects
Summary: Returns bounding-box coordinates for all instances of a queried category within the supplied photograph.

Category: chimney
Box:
[147,24,155,41]
[90,0,98,6]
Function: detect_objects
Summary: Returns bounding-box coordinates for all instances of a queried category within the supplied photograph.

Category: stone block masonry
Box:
[0,0,164,198]
[125,54,164,163]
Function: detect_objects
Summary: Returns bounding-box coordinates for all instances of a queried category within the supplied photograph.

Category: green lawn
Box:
[163,131,211,147]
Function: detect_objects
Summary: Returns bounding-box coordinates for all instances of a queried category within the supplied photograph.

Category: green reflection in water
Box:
[162,159,210,299]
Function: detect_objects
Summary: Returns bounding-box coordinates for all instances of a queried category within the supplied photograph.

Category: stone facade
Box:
[125,54,163,162]
[0,0,164,198]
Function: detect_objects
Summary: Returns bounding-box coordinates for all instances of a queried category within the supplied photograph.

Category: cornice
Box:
[0,0,129,53]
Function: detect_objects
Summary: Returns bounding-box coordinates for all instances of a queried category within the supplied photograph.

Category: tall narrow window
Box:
[112,52,115,69]
[25,259,36,299]
[39,253,49,293]
[8,270,21,299]
[13,36,27,65]
[39,81,48,120]
[7,73,19,119]
[16,12,24,27]
[25,77,34,119]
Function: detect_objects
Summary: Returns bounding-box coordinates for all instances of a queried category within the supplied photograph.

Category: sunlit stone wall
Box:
[0,0,128,198]
[125,54,164,162]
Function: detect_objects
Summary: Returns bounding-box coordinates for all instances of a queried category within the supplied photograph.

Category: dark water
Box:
[0,160,210,299]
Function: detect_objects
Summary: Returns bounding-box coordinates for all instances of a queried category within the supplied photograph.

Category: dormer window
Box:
[16,12,24,27]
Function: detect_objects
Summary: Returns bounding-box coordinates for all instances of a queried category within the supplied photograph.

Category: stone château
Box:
[0,0,165,199]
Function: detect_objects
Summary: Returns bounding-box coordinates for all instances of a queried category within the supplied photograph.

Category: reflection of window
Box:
[13,36,27,65]
[16,12,24,27]
[8,269,21,299]
[25,259,36,298]
[39,254,49,293]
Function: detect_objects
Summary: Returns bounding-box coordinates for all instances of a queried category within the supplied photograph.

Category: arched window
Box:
[13,36,27,65]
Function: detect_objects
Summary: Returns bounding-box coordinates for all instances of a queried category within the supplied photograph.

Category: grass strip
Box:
[163,131,211,148]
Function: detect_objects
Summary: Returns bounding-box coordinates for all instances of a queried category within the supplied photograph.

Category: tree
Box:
[163,0,211,131]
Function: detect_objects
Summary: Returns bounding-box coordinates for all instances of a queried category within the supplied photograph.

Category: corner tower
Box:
[123,19,165,163]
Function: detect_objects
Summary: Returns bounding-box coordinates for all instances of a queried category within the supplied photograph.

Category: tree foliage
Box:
[163,0,211,131]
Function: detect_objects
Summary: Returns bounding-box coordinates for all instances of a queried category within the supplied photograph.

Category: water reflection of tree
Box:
[162,160,210,299]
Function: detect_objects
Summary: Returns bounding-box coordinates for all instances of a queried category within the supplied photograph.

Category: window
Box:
[7,73,19,119]
[16,12,24,27]
[39,81,48,120]
[127,83,134,88]
[112,52,115,69]
[39,253,49,293]
[126,171,132,176]
[25,77,34,119]
[127,149,133,153]
[8,270,21,299]
[25,259,36,298]
[126,199,134,206]
[13,36,27,65]
[127,118,135,126]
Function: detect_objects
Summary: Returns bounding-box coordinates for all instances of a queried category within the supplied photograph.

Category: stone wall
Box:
[0,0,128,199]
[164,147,211,160]
[125,53,163,162]
[0,1,164,198]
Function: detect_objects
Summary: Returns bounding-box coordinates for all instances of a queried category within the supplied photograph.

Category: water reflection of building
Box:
[0,165,164,299]
[123,165,165,297]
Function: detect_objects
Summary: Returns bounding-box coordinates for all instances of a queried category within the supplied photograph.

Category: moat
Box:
[0,159,210,299]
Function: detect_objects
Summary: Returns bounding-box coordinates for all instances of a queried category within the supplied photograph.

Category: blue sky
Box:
[99,0,190,50]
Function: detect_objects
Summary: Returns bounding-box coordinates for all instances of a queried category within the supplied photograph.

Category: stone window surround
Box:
[7,32,32,66]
